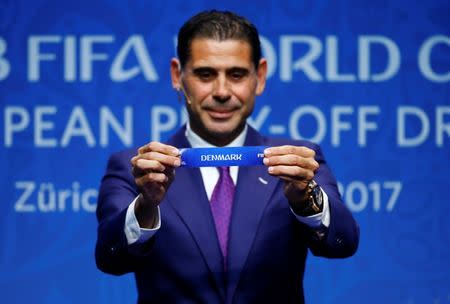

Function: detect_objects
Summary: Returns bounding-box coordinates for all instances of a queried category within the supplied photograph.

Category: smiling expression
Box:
[171,38,267,146]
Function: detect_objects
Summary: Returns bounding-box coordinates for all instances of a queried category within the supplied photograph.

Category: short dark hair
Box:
[177,10,262,69]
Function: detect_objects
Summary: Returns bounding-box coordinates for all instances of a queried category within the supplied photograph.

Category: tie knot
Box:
[218,166,230,175]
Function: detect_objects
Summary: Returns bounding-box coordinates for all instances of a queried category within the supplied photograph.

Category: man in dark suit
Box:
[95,10,359,303]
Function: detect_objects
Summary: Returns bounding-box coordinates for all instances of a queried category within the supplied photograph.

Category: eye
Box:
[228,69,248,81]
[231,72,243,79]
[198,71,212,80]
[193,68,216,81]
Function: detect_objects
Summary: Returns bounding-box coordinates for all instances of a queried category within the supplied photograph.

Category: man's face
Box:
[171,38,267,146]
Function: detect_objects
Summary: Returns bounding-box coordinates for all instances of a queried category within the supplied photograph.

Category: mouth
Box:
[205,109,236,120]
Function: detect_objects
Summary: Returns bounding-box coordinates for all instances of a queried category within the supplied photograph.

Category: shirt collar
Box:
[185,122,247,148]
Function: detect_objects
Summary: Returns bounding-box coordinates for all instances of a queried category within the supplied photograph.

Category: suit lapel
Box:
[165,127,226,300]
[225,127,280,301]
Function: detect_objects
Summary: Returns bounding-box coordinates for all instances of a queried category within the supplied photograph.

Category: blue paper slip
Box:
[180,146,267,167]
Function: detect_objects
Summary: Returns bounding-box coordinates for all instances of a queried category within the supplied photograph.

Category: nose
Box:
[212,76,231,103]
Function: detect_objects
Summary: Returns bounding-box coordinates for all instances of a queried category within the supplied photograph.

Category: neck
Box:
[189,122,246,147]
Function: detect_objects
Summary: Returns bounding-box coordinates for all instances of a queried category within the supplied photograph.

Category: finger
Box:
[264,145,315,158]
[264,154,319,171]
[138,141,180,156]
[267,165,315,181]
[271,171,312,184]
[132,165,146,177]
[275,175,298,183]
[135,159,166,172]
[136,151,181,167]
[136,172,169,186]
[164,166,176,184]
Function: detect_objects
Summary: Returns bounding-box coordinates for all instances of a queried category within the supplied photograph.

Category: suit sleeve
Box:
[95,151,154,275]
[300,143,360,258]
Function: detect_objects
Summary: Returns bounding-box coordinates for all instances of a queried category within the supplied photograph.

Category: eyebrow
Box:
[192,66,250,74]
[192,67,216,74]
[227,67,250,74]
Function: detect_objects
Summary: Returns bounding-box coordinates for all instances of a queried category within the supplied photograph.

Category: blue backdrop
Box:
[1,0,449,303]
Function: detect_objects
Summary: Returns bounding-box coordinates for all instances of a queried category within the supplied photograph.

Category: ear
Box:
[255,58,268,96]
[170,58,182,90]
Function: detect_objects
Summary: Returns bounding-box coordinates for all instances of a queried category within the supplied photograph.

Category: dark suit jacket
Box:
[95,125,359,304]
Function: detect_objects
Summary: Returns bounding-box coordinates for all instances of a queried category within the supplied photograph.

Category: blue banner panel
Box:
[1,0,449,303]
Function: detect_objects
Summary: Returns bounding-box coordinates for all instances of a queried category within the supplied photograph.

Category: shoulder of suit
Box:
[108,148,137,164]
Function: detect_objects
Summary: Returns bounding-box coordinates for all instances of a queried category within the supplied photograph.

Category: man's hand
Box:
[131,142,181,228]
[263,145,319,212]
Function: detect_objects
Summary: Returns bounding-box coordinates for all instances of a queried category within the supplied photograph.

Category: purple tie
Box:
[210,166,235,262]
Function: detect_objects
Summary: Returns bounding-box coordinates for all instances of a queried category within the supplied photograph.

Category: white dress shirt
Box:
[124,123,330,245]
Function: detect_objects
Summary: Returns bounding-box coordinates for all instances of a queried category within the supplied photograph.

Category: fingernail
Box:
[264,148,271,155]
[174,159,181,167]
[263,158,269,165]
[268,167,274,173]
[173,148,180,155]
